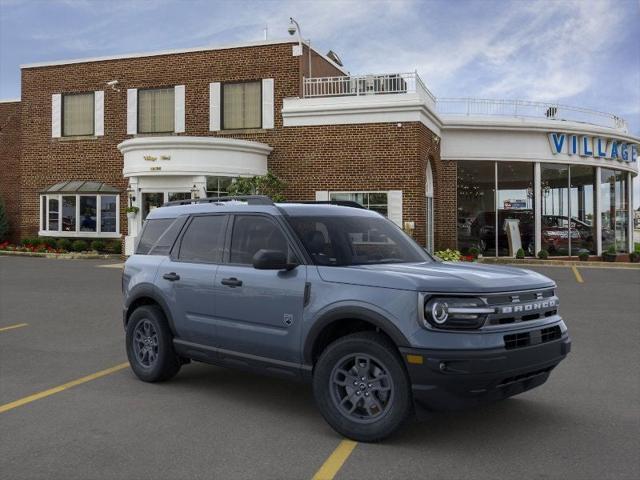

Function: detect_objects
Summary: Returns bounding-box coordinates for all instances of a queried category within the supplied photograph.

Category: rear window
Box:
[136,218,175,255]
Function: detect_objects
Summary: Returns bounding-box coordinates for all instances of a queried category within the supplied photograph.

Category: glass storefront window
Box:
[569,166,596,254]
[206,176,235,197]
[497,163,534,256]
[101,195,117,233]
[601,169,629,253]
[457,161,496,256]
[62,196,76,232]
[79,196,97,232]
[168,192,191,202]
[48,197,59,231]
[541,164,570,256]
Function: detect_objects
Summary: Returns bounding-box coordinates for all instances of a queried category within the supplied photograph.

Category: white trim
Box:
[51,94,61,138]
[39,193,120,237]
[0,98,20,103]
[387,190,403,227]
[38,231,121,239]
[94,90,104,136]
[127,89,137,135]
[174,85,185,133]
[595,166,602,255]
[262,78,275,129]
[19,39,348,74]
[209,82,221,131]
[534,162,542,255]
[628,171,633,253]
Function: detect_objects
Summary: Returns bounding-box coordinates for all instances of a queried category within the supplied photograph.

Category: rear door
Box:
[213,214,307,364]
[156,214,228,345]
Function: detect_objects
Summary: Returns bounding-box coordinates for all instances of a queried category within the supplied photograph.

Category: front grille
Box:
[504,325,562,350]
[484,289,558,327]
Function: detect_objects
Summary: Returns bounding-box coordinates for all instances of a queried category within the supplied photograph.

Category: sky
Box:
[1,0,639,204]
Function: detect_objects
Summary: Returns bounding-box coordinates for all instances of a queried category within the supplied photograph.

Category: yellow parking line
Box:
[312,440,358,480]
[97,263,125,269]
[571,265,584,283]
[0,323,28,333]
[0,362,129,414]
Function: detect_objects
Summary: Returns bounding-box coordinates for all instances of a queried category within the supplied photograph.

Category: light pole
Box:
[288,17,311,78]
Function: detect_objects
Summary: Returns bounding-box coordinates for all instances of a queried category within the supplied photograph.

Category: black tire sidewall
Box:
[126,305,180,382]
[313,332,412,442]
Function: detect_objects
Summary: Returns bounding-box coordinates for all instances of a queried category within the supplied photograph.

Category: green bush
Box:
[38,237,57,248]
[606,244,617,255]
[90,240,106,252]
[71,240,88,252]
[630,252,640,263]
[578,251,589,261]
[21,237,37,247]
[107,239,122,254]
[57,238,72,251]
[468,247,480,258]
[515,248,525,259]
[435,249,462,262]
[537,249,549,260]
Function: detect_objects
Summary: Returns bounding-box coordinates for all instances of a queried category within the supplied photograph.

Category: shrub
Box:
[21,237,37,247]
[71,240,88,252]
[57,238,72,251]
[435,249,462,262]
[90,240,106,252]
[606,244,617,255]
[515,248,525,259]
[630,252,640,263]
[0,197,9,242]
[537,249,549,260]
[38,237,57,248]
[107,239,122,254]
[578,251,589,261]
[468,247,480,259]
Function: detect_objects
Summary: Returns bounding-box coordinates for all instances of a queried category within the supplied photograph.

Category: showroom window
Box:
[222,81,261,130]
[601,168,629,253]
[62,92,94,136]
[497,162,534,256]
[329,192,389,216]
[138,87,175,133]
[457,161,496,256]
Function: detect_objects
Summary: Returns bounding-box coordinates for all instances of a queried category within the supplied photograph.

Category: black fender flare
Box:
[124,283,177,336]
[303,305,410,365]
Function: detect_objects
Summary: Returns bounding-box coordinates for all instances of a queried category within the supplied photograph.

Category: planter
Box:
[603,253,618,262]
[630,253,640,263]
[126,212,137,221]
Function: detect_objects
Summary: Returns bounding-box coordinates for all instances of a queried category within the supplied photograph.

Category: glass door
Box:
[141,192,165,220]
[541,164,569,256]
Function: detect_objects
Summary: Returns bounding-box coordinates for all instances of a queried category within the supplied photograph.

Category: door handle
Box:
[221,277,243,287]
[162,272,180,282]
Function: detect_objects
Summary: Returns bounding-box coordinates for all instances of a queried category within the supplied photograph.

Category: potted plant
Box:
[515,248,525,259]
[537,249,549,260]
[603,245,618,262]
[578,251,590,262]
[126,206,139,220]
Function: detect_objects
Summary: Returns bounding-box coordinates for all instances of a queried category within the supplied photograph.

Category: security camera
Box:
[287,24,296,36]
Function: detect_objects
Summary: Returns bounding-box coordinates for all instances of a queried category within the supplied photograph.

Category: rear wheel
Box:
[126,305,181,382]
[313,332,412,442]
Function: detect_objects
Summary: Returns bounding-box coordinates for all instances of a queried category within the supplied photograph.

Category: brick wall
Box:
[0,101,21,242]
[13,40,446,247]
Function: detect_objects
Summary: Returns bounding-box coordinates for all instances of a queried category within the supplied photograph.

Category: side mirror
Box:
[252,249,296,270]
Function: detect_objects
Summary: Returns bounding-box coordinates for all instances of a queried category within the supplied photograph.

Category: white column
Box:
[628,171,633,253]
[534,162,541,256]
[595,166,602,256]
[124,177,140,256]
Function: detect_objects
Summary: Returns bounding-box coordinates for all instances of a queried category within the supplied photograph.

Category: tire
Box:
[126,305,181,382]
[313,331,412,442]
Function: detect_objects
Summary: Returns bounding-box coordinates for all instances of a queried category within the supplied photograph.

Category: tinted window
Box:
[178,215,227,263]
[230,216,290,265]
[148,216,187,256]
[137,218,174,255]
[289,215,430,266]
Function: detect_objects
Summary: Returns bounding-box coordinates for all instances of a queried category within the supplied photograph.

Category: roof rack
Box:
[296,200,365,209]
[162,195,275,207]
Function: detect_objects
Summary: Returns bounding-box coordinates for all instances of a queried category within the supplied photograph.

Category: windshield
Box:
[288,215,431,266]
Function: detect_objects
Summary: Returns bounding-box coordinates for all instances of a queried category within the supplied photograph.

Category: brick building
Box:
[0,38,637,256]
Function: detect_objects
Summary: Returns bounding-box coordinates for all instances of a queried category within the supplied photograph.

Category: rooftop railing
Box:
[301,74,627,131]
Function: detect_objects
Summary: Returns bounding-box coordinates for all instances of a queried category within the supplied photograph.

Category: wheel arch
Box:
[125,284,177,336]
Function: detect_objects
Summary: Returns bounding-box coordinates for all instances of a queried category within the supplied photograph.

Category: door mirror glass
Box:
[252,249,295,270]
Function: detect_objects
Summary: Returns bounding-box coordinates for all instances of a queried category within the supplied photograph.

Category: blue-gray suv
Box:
[123,196,570,441]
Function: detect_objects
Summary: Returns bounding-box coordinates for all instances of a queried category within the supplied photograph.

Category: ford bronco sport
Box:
[122,196,570,441]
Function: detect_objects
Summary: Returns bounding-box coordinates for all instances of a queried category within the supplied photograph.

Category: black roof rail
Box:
[161,195,275,207]
[295,200,365,209]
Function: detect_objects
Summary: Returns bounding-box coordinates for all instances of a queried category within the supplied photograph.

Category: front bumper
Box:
[400,333,571,413]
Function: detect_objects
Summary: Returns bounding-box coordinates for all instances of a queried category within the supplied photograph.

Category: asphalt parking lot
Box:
[0,256,639,480]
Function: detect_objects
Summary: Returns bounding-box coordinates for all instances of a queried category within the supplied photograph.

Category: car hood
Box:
[316,261,555,293]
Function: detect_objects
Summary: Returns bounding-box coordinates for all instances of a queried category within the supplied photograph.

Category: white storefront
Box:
[118,136,271,255]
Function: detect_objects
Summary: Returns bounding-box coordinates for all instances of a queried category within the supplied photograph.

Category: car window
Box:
[148,216,187,256]
[178,215,227,263]
[229,215,291,265]
[137,218,175,255]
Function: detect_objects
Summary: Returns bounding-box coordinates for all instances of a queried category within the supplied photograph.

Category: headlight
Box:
[423,297,494,329]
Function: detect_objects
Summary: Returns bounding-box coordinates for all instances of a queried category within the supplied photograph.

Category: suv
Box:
[123,196,570,441]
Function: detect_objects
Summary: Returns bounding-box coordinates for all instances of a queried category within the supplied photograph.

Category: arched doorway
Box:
[426,160,434,253]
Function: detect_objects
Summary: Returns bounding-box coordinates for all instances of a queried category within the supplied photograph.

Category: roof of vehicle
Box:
[145,201,381,220]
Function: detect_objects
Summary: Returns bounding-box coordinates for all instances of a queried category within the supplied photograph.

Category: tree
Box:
[227,172,287,202]
[0,197,9,242]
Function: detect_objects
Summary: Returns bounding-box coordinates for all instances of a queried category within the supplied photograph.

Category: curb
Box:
[478,258,640,269]
[0,250,120,260]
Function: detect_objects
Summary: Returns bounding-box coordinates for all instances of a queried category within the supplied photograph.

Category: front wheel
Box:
[126,305,181,382]
[313,332,412,442]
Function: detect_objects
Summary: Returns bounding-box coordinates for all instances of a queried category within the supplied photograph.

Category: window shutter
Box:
[209,82,221,131]
[315,191,329,201]
[387,190,403,227]
[51,94,61,138]
[94,91,104,136]
[262,78,275,129]
[127,88,137,135]
[174,85,185,133]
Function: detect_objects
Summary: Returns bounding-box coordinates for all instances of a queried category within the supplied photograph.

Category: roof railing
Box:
[162,195,275,207]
